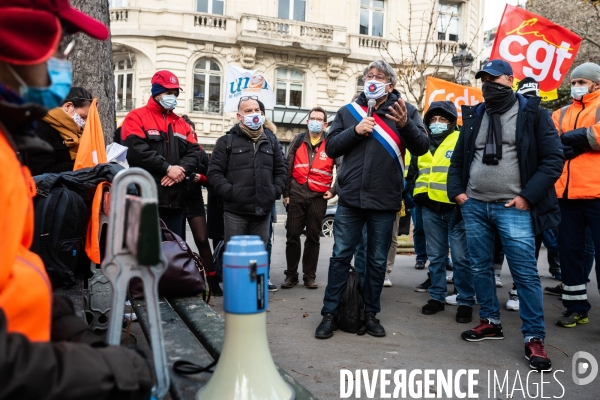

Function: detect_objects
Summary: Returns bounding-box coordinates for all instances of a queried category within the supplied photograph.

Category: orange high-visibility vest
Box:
[0,125,52,342]
[291,140,334,193]
[553,89,600,199]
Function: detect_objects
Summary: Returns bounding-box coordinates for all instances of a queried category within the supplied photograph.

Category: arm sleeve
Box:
[325,109,364,159]
[519,109,565,205]
[0,309,152,400]
[283,134,300,198]
[447,129,467,201]
[271,135,287,198]
[207,137,233,200]
[122,113,169,175]
[398,106,429,157]
[405,155,419,195]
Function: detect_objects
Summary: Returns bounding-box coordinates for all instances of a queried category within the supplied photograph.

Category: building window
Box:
[437,2,460,42]
[192,58,222,114]
[109,0,128,6]
[278,0,306,21]
[356,76,365,95]
[359,0,384,37]
[114,58,134,111]
[196,0,224,15]
[276,68,304,107]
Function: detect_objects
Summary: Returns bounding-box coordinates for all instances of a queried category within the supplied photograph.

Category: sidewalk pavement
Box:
[198,222,600,400]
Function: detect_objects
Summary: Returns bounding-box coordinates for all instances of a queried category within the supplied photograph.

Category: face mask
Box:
[308,120,323,133]
[571,85,590,101]
[241,113,262,130]
[429,122,448,135]
[364,80,390,100]
[8,57,73,109]
[159,94,177,110]
[72,112,86,128]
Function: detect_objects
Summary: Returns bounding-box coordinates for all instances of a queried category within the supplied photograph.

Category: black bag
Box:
[31,185,87,289]
[337,266,366,334]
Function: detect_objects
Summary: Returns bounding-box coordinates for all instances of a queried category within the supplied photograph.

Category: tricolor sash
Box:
[347,102,405,175]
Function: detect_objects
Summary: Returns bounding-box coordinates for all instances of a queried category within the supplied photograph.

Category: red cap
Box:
[0,0,109,66]
[151,70,184,91]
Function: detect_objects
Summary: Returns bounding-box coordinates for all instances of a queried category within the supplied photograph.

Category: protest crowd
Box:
[1,0,599,398]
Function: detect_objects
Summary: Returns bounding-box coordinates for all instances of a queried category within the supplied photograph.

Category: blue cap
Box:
[475,59,513,79]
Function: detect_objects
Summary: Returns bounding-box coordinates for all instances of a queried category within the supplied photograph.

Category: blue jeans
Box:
[422,207,474,306]
[353,223,368,287]
[321,205,396,316]
[411,205,428,262]
[461,198,545,342]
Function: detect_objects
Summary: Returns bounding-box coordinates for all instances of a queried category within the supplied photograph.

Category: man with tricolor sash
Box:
[408,101,475,324]
[315,60,428,339]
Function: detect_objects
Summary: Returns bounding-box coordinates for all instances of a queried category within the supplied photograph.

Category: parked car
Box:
[321,200,337,237]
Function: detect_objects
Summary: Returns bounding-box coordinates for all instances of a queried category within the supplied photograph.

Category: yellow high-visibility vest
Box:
[413,130,460,203]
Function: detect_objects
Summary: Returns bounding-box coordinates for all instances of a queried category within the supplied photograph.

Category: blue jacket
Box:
[326,91,428,211]
[447,94,565,234]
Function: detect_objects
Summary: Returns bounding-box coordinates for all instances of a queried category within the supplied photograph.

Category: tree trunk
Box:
[69,0,115,143]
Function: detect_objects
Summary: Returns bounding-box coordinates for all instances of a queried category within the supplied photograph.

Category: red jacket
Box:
[121,97,199,208]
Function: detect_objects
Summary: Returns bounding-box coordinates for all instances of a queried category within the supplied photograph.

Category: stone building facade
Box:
[109,0,484,151]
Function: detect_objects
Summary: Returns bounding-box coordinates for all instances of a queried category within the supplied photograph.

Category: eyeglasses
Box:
[57,36,77,59]
[365,73,387,81]
[238,95,259,104]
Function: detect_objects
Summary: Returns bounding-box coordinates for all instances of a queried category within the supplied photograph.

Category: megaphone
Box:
[196,235,295,400]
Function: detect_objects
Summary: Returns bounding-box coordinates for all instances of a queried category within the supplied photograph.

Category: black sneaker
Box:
[414,273,431,292]
[544,283,562,296]
[365,313,386,337]
[267,279,278,292]
[456,305,473,323]
[555,310,589,328]
[525,338,552,371]
[461,319,504,341]
[422,299,445,315]
[315,314,338,339]
[415,261,426,270]
[446,260,454,271]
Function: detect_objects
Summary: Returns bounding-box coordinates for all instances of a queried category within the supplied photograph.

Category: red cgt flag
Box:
[490,4,582,101]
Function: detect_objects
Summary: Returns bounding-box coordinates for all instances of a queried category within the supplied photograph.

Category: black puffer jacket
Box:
[207,124,287,217]
[326,90,429,211]
[23,120,74,175]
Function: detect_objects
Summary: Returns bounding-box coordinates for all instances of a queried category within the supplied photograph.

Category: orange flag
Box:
[74,98,107,170]
[424,77,483,126]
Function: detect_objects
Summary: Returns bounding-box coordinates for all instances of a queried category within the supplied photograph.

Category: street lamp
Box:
[452,43,475,85]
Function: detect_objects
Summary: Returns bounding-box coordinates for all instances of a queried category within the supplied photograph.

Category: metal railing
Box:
[116,98,135,112]
[190,100,223,115]
[194,13,229,29]
[358,36,388,50]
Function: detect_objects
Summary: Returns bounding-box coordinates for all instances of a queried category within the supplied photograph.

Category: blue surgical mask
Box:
[364,79,390,100]
[8,57,73,109]
[429,122,448,135]
[159,94,178,110]
[571,85,590,101]
[308,120,323,133]
[241,113,262,130]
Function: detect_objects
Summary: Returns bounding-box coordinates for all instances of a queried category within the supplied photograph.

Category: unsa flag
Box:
[74,98,107,170]
[223,66,276,112]
[490,4,582,101]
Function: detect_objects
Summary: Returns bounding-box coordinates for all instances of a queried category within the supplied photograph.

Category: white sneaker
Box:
[495,274,503,288]
[446,272,454,283]
[268,280,278,292]
[506,289,519,311]
[445,294,458,306]
[383,274,392,287]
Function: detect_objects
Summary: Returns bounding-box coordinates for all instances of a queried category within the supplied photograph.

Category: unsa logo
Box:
[445,150,453,159]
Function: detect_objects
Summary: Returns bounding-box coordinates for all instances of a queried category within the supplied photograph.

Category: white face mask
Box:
[571,85,590,101]
[72,112,86,128]
[159,94,177,110]
[364,80,391,100]
[241,113,263,130]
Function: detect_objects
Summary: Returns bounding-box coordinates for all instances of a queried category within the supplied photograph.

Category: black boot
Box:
[315,314,338,339]
[365,313,386,337]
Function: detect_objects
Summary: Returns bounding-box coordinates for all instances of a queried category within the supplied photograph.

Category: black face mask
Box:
[482,81,515,111]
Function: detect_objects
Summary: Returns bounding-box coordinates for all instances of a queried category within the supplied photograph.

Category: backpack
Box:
[338,266,366,334]
[31,185,87,289]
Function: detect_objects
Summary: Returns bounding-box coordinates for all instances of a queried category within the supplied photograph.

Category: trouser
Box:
[422,207,475,306]
[354,213,399,286]
[411,205,428,262]
[284,196,327,281]
[558,199,600,313]
[461,199,545,342]
[321,205,396,316]
[386,213,400,275]
[159,207,184,237]
[223,212,270,247]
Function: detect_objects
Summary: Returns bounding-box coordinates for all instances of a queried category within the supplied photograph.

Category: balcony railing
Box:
[190,100,223,115]
[358,36,388,50]
[194,13,228,30]
[110,9,128,22]
[116,98,135,112]
[256,18,334,40]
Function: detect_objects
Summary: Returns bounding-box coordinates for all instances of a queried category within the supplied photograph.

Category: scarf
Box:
[43,107,82,160]
[481,82,517,165]
[239,122,264,142]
